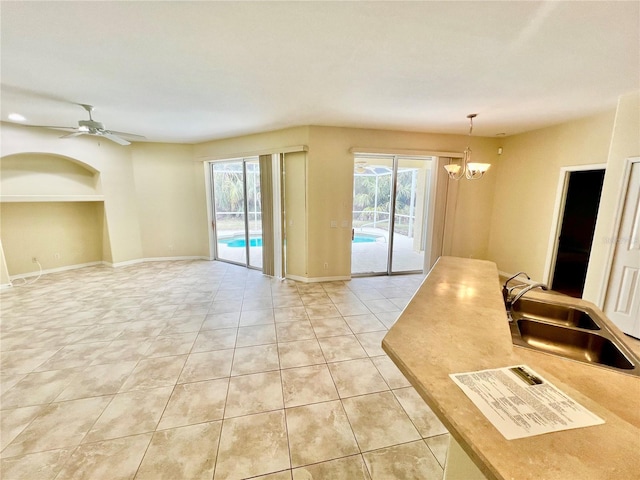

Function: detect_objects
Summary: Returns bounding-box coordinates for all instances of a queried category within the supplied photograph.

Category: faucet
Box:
[502,271,530,304]
[511,283,548,304]
[506,282,548,321]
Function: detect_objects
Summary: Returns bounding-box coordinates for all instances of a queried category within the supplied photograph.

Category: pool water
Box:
[353,235,377,243]
[221,237,263,248]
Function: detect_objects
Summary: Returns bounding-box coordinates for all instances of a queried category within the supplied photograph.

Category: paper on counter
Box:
[450,365,604,440]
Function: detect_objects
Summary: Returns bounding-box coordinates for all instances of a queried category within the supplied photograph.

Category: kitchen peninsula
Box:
[382,256,640,480]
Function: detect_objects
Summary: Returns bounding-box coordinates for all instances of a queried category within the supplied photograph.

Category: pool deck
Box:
[351,228,424,274]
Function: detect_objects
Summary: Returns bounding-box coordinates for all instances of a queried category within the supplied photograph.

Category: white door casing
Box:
[543,163,606,288]
[604,158,640,338]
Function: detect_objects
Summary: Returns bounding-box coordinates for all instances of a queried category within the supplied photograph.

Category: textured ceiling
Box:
[1,1,638,143]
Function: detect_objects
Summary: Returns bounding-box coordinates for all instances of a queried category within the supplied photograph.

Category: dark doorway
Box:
[551,169,605,297]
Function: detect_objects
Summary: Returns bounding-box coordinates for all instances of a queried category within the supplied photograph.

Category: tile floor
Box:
[0,260,450,479]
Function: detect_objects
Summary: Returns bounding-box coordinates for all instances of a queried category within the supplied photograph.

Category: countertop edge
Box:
[382,256,640,480]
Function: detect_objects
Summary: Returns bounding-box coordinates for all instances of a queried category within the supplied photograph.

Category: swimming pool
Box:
[352,234,379,243]
[219,237,263,248]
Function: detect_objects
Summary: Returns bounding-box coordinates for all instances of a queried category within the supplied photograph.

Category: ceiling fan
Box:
[30,104,145,145]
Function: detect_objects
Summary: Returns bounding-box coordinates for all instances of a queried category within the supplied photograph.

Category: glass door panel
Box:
[351,156,393,275]
[390,158,431,273]
[245,159,262,269]
[212,161,247,266]
[352,155,432,276]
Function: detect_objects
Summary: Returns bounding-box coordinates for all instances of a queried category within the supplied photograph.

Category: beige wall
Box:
[1,123,143,265]
[131,143,208,258]
[1,202,104,275]
[197,124,499,278]
[283,151,308,277]
[0,124,211,277]
[0,151,111,269]
[486,110,617,282]
[195,126,310,160]
[306,126,498,277]
[4,98,633,286]
[584,92,640,304]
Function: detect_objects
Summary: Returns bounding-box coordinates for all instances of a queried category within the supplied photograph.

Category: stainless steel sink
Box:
[509,299,640,376]
[516,319,635,370]
[511,298,600,330]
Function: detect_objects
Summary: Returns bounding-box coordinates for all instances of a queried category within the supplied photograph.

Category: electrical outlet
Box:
[54,253,60,260]
[32,257,38,263]
[323,262,328,270]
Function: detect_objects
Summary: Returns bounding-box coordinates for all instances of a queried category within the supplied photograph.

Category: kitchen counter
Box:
[382,256,640,480]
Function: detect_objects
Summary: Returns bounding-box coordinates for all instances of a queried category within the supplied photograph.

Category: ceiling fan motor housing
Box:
[79,119,105,132]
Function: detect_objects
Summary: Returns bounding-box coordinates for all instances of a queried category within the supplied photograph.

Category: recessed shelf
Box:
[0,195,105,203]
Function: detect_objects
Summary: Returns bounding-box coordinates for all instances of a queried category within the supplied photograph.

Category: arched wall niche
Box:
[0,151,109,276]
[0,152,102,198]
[1,123,144,268]
[1,151,101,173]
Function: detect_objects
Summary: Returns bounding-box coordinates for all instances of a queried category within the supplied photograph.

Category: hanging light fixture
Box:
[444,114,491,180]
[354,160,368,174]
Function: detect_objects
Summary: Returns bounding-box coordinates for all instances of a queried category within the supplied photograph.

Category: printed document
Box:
[450,365,604,439]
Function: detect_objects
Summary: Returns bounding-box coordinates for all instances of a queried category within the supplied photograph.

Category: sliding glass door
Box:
[352,157,393,274]
[245,158,262,269]
[391,157,431,273]
[211,158,262,269]
[351,155,433,275]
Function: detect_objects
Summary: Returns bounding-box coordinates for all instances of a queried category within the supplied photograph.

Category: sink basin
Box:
[511,298,600,330]
[508,297,640,376]
[516,319,635,370]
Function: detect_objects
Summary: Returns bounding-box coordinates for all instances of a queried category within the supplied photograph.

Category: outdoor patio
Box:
[350,227,425,275]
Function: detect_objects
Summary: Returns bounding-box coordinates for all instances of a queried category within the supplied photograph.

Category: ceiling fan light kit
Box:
[25,103,145,146]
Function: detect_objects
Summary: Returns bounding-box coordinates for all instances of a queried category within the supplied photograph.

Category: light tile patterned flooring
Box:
[0,260,450,479]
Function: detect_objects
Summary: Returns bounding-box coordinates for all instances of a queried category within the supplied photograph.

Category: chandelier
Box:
[444,114,491,180]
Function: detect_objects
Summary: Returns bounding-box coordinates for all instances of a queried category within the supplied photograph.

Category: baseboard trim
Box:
[9,261,104,281]
[6,256,212,286]
[286,274,351,283]
[5,257,349,286]
[105,259,145,268]
[106,256,210,268]
[143,256,210,263]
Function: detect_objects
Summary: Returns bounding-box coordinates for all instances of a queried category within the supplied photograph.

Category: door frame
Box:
[543,163,607,288]
[206,157,260,270]
[205,155,285,276]
[600,156,640,307]
[350,153,441,276]
[204,161,216,261]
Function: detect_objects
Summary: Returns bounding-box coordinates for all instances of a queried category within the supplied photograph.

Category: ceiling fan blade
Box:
[102,132,131,146]
[26,125,77,131]
[20,105,140,146]
[107,130,146,140]
[60,131,86,139]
